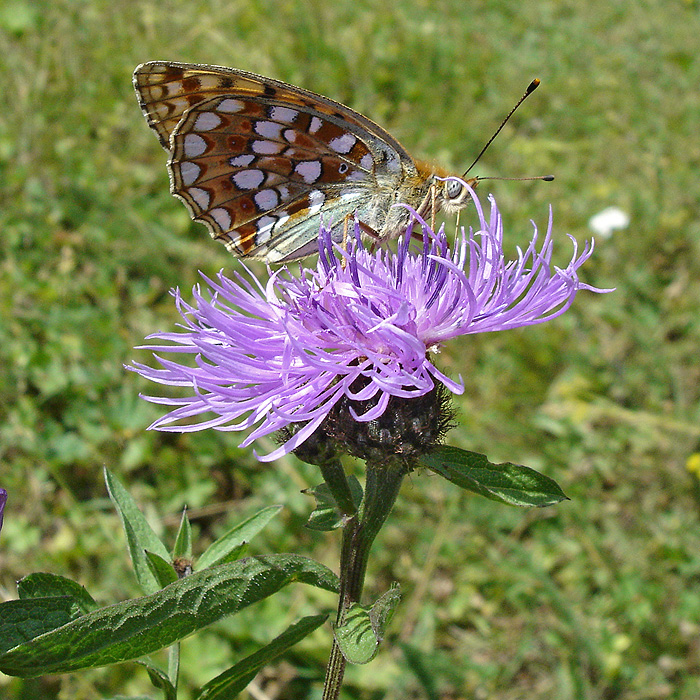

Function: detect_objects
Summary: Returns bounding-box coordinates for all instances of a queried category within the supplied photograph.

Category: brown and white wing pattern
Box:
[134,62,420,262]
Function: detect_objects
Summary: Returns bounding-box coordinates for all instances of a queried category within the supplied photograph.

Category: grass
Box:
[1,0,700,697]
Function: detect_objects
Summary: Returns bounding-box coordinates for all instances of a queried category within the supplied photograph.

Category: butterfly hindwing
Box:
[134,61,420,261]
[168,93,389,259]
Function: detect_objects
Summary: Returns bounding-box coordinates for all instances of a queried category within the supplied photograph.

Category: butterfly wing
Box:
[134,62,418,262]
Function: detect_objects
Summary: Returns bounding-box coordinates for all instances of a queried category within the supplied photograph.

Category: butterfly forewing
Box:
[134,62,423,261]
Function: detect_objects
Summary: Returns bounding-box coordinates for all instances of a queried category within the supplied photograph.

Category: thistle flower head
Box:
[130,186,610,461]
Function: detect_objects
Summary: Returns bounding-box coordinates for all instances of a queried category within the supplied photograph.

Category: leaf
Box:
[196,505,282,570]
[304,476,363,531]
[368,584,401,642]
[144,550,178,588]
[0,554,338,677]
[333,585,401,665]
[137,660,177,700]
[399,642,440,700]
[195,614,327,700]
[104,468,170,594]
[17,573,97,614]
[172,507,192,560]
[0,598,78,655]
[419,446,568,507]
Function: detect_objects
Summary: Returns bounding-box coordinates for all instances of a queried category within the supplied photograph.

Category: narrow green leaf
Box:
[304,476,363,531]
[196,505,282,570]
[196,615,327,700]
[334,586,400,665]
[144,550,178,588]
[399,642,440,700]
[104,468,170,594]
[137,660,177,700]
[419,446,568,507]
[17,573,97,614]
[0,554,338,677]
[172,507,192,560]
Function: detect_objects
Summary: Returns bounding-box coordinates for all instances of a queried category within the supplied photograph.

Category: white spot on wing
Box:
[270,106,299,123]
[180,161,201,185]
[307,189,326,215]
[309,116,323,133]
[255,120,283,139]
[360,153,374,170]
[254,189,279,211]
[385,151,401,173]
[217,98,245,113]
[183,134,207,157]
[252,139,284,155]
[328,133,356,154]
[294,160,322,184]
[193,112,222,131]
[210,207,232,230]
[232,169,265,190]
[229,154,256,167]
[255,216,277,243]
[188,187,210,209]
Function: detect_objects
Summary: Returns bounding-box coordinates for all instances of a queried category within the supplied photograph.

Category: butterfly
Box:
[133,62,495,263]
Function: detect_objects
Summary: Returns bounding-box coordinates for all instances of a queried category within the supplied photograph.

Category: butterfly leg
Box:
[355,219,383,253]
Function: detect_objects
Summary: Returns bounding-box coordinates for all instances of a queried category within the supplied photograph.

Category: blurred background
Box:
[1,0,699,698]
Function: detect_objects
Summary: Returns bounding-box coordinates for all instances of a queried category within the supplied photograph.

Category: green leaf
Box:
[144,550,178,588]
[0,598,78,655]
[0,554,338,677]
[419,446,568,507]
[104,468,170,594]
[196,505,282,570]
[172,507,192,560]
[137,660,177,700]
[195,614,328,700]
[333,585,401,665]
[17,573,97,614]
[368,584,401,642]
[399,642,440,700]
[304,476,363,531]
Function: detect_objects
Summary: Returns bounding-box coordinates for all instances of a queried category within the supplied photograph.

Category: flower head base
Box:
[130,187,609,461]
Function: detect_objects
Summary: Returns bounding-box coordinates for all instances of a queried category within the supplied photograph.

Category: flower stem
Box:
[321,459,408,700]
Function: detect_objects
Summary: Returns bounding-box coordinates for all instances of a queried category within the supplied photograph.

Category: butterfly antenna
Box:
[463,78,542,177]
[476,174,555,183]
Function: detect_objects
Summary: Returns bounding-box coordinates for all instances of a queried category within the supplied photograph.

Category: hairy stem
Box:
[321,460,407,700]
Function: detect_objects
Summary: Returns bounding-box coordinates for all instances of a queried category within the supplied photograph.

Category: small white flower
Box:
[588,207,630,238]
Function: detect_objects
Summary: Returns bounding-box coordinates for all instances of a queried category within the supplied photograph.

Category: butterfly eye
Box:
[445,178,464,201]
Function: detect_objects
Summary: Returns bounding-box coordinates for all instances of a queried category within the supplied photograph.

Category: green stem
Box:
[321,459,407,700]
[167,641,180,689]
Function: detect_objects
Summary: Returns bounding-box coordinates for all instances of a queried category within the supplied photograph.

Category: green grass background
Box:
[1,0,700,697]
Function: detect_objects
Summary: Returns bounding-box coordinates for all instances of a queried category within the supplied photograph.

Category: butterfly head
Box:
[436,175,479,215]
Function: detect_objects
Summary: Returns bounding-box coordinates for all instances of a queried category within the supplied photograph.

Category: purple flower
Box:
[130,187,610,461]
[0,488,6,533]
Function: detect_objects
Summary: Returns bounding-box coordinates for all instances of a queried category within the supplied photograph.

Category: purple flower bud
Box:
[130,188,611,460]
